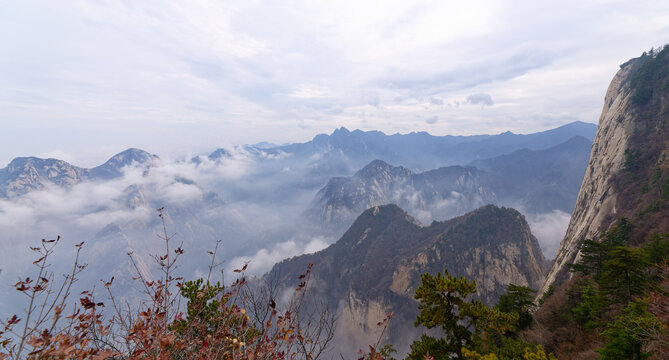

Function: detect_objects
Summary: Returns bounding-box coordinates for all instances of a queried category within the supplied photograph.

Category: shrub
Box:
[0,208,338,360]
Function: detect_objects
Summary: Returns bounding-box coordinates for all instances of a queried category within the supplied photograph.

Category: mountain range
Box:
[308,135,591,240]
[256,121,595,172]
[2,44,668,359]
[0,122,596,325]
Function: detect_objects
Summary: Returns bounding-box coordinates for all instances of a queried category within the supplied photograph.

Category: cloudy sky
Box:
[2,0,669,166]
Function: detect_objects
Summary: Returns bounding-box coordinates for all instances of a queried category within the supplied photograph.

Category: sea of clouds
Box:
[0,148,571,316]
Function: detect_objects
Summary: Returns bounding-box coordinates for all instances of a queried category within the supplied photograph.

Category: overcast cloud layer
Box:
[2,0,669,165]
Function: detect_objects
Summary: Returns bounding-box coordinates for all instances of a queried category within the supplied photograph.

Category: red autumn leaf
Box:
[8,315,20,325]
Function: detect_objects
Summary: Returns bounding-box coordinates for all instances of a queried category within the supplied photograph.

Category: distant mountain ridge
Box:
[245,121,596,172]
[1,122,596,200]
[0,148,156,198]
[309,135,592,234]
[191,121,597,203]
[310,160,494,229]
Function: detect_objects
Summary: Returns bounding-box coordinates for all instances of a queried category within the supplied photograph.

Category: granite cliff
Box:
[540,47,669,296]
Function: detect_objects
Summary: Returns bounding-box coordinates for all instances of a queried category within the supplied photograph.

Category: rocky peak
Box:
[334,204,423,249]
[269,204,546,354]
[6,157,37,173]
[309,159,498,231]
[90,148,157,179]
[101,148,156,168]
[207,148,232,160]
[7,157,70,173]
[0,148,158,197]
[332,126,351,136]
[1,157,87,197]
[353,159,411,181]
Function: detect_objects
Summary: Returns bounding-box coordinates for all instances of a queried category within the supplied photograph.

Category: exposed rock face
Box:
[0,157,88,197]
[540,48,669,296]
[89,148,158,179]
[0,148,157,198]
[268,204,546,354]
[539,65,634,295]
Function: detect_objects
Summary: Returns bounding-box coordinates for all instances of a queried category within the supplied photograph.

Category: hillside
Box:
[268,204,546,355]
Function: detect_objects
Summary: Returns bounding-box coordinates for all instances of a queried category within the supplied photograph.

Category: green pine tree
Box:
[597,300,662,360]
[496,284,536,332]
[599,246,651,303]
[408,269,517,360]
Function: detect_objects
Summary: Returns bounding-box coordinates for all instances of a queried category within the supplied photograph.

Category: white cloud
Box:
[2,1,669,164]
[526,210,572,259]
[227,237,329,280]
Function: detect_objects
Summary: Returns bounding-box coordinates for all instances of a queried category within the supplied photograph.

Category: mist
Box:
[0,130,581,317]
[526,210,572,259]
[0,149,341,315]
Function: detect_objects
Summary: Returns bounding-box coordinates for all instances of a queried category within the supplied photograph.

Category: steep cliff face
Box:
[268,204,547,354]
[541,47,669,296]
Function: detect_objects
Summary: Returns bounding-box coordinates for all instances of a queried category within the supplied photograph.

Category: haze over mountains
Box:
[3,1,669,356]
[309,135,591,242]
[0,148,158,198]
[0,121,594,315]
[269,204,547,355]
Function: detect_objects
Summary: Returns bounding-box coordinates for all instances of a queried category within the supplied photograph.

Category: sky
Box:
[2,0,669,166]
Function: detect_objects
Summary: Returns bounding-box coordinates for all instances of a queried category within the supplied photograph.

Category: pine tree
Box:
[597,300,661,360]
[568,238,609,277]
[496,284,536,331]
[600,246,651,303]
[408,269,517,360]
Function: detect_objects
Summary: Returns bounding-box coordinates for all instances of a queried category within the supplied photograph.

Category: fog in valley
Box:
[0,126,587,315]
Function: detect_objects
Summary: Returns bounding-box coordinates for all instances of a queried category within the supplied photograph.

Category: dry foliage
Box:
[0,208,339,359]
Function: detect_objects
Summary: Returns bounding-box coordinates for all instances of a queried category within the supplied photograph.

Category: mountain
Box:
[268,204,546,355]
[193,122,596,197]
[310,160,495,230]
[0,124,594,327]
[540,48,669,296]
[470,135,592,213]
[530,48,669,359]
[89,148,158,179]
[0,157,88,198]
[0,148,157,198]
[254,121,596,173]
[309,135,591,236]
